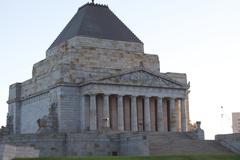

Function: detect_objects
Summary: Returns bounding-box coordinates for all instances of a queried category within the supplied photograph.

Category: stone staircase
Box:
[147,132,233,155]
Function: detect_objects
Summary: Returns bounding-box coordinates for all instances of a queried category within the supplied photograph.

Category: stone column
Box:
[90,94,97,130]
[131,96,138,131]
[144,96,151,131]
[80,95,86,131]
[157,97,164,132]
[181,98,187,132]
[169,98,177,132]
[117,95,124,131]
[103,94,110,128]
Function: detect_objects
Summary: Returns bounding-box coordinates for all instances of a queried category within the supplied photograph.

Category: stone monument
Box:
[1,2,232,158]
[7,2,190,135]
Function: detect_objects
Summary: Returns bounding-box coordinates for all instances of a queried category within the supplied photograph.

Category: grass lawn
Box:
[15,155,240,160]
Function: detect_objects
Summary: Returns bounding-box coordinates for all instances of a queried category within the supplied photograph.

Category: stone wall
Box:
[8,91,50,134]
[119,133,149,156]
[57,87,81,133]
[0,144,39,160]
[8,36,159,99]
[20,93,50,134]
[66,133,119,156]
[1,134,66,157]
[0,132,149,157]
[67,132,149,157]
[9,86,78,135]
[46,36,144,56]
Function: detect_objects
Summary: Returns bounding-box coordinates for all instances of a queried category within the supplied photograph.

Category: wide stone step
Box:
[147,133,233,155]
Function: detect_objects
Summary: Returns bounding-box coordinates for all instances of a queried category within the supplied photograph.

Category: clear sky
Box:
[0,0,240,139]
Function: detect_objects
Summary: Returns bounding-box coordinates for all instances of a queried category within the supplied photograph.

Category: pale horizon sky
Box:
[1,0,240,139]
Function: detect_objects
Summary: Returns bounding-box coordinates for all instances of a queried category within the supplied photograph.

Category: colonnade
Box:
[80,94,188,132]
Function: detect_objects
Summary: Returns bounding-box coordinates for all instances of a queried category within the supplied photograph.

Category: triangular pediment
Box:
[96,69,186,89]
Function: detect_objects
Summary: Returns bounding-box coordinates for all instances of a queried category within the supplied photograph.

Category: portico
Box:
[79,69,189,133]
[80,94,188,132]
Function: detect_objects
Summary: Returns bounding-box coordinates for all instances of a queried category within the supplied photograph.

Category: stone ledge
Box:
[0,144,39,160]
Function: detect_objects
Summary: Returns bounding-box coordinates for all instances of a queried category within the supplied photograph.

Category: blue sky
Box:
[1,0,240,139]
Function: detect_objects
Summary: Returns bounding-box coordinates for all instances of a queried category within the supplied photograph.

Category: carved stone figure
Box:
[0,126,7,137]
[6,114,14,134]
[36,103,58,134]
[193,121,205,140]
[100,70,185,88]
[0,114,13,137]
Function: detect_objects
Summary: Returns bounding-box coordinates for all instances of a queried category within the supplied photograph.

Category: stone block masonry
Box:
[0,144,39,160]
[1,134,66,157]
[47,36,145,56]
[8,36,160,107]
[0,133,148,157]
[0,132,233,158]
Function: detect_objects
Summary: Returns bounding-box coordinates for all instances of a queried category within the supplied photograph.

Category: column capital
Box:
[144,96,151,99]
[180,97,186,101]
[169,97,176,101]
[175,97,185,100]
[89,93,96,97]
